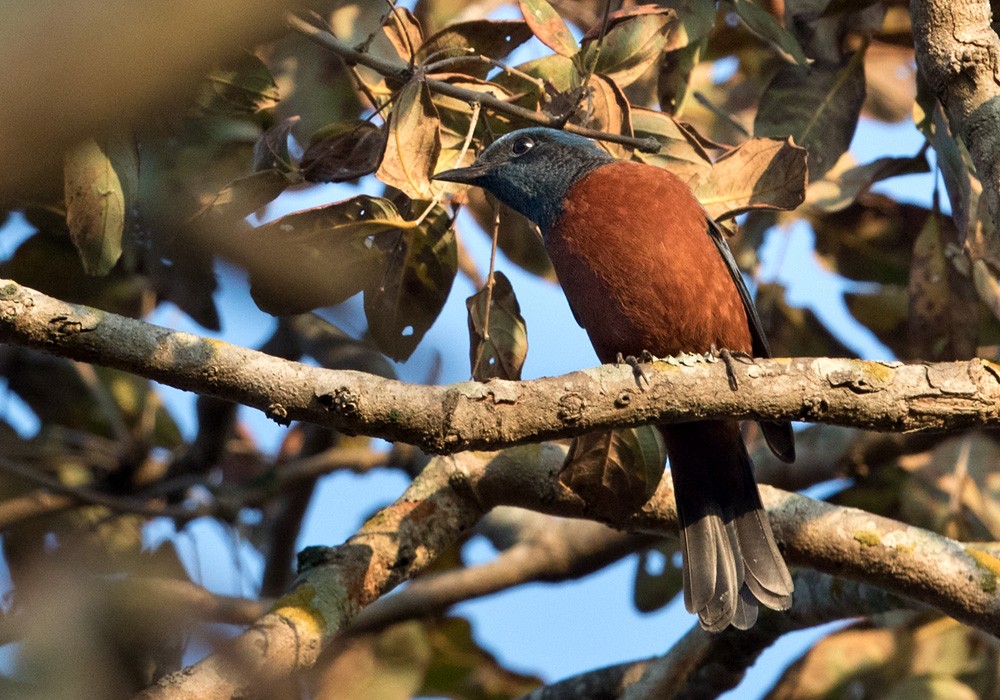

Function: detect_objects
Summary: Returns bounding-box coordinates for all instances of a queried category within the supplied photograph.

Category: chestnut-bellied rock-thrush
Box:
[434,127,795,631]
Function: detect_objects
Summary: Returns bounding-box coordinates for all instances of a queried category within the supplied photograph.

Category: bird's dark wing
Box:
[706,218,795,464]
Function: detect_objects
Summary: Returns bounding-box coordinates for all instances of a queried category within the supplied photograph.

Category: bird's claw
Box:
[616,352,653,389]
[709,345,752,392]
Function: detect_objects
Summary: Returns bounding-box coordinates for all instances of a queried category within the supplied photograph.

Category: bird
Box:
[434,127,795,631]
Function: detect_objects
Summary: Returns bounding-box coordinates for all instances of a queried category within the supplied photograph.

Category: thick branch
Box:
[4,281,1000,457]
[912,0,1000,230]
[142,443,1000,698]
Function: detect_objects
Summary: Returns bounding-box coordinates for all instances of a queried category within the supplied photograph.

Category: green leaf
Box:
[518,0,579,57]
[196,169,293,222]
[418,19,535,77]
[198,52,279,115]
[581,11,677,87]
[806,153,930,213]
[695,137,808,220]
[63,131,137,276]
[559,426,667,520]
[466,272,528,381]
[376,81,442,199]
[754,49,867,180]
[365,204,457,361]
[731,0,808,65]
[633,540,684,612]
[302,121,387,184]
[245,195,397,315]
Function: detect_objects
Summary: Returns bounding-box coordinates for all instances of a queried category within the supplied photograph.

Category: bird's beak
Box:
[432,163,490,185]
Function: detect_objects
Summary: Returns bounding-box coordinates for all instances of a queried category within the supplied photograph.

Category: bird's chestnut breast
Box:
[545,161,752,362]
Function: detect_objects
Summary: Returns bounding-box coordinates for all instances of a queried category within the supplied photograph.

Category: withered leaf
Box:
[695,137,808,220]
[518,0,580,58]
[560,426,666,520]
[631,107,713,189]
[572,74,632,158]
[466,271,528,381]
[253,115,300,173]
[908,209,978,361]
[64,130,137,276]
[754,50,867,180]
[364,203,457,361]
[419,19,535,77]
[382,6,424,63]
[302,121,387,183]
[376,80,442,200]
[245,195,397,315]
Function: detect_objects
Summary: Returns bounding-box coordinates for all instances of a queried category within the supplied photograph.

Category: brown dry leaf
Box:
[754,50,867,180]
[560,426,666,520]
[466,271,528,381]
[907,209,978,361]
[631,107,713,189]
[573,74,633,158]
[695,137,808,220]
[376,80,442,200]
[382,6,424,63]
[579,10,678,88]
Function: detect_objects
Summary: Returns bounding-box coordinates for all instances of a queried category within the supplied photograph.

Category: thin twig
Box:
[287,13,661,153]
[482,206,501,340]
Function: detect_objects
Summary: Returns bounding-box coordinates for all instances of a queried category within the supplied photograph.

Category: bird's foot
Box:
[616,352,653,389]
[709,345,753,391]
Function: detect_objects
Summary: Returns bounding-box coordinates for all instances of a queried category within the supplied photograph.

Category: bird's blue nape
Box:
[451,127,615,234]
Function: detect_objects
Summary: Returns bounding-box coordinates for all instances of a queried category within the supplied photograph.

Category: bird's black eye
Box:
[510,136,535,156]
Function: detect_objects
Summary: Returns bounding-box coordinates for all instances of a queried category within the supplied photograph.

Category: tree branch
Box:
[140,443,1000,698]
[285,14,661,154]
[4,280,1000,457]
[911,0,1000,231]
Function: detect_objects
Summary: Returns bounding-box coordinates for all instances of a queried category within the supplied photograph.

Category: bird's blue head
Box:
[433,127,614,235]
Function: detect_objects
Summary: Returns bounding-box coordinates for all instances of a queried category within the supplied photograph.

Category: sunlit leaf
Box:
[253,115,299,173]
[518,0,580,57]
[302,121,387,183]
[580,11,677,88]
[560,426,666,519]
[244,195,397,315]
[198,52,279,115]
[695,137,808,220]
[365,204,457,361]
[64,131,137,276]
[419,19,535,77]
[466,272,528,381]
[381,6,424,63]
[376,80,442,199]
[731,0,808,65]
[573,74,632,158]
[755,49,867,180]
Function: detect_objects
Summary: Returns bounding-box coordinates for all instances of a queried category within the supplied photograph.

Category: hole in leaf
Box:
[402,325,414,336]
[672,551,683,569]
[644,549,667,576]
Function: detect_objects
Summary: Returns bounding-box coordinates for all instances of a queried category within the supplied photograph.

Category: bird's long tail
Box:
[659,420,793,631]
